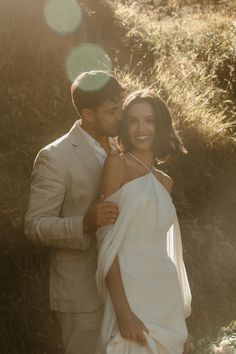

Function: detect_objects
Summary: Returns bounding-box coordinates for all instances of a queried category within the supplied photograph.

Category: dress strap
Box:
[127,152,154,173]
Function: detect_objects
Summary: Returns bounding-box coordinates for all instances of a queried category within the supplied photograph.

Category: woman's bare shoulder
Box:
[154,168,174,194]
[100,153,125,197]
[104,153,125,169]
[108,152,125,160]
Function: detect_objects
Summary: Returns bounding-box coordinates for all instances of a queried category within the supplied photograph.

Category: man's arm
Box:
[25,148,119,249]
[25,148,89,249]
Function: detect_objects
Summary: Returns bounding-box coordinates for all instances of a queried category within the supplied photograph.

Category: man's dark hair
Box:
[71,70,124,115]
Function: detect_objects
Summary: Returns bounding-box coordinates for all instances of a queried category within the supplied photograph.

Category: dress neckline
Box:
[105,172,151,200]
[105,171,172,201]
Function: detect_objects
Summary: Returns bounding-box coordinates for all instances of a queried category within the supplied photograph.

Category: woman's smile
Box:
[126,101,156,151]
[135,135,152,140]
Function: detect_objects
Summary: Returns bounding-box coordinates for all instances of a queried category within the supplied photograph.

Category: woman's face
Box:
[126,101,156,152]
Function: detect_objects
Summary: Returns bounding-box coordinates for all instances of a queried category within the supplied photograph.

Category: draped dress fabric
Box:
[95,172,191,354]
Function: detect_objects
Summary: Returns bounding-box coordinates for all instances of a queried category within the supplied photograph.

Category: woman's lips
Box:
[135,135,151,140]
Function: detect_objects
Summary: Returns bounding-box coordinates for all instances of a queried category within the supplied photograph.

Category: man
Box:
[24,70,124,354]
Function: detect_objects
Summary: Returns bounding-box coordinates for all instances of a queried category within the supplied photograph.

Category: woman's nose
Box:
[137,121,145,133]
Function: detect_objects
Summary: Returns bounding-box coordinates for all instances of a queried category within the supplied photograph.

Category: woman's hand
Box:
[183,334,194,354]
[116,308,149,346]
[106,256,148,346]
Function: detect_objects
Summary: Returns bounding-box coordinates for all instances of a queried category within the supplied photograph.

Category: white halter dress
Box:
[95,171,191,354]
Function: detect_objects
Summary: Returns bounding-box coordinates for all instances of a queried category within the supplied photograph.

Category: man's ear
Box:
[81,108,95,123]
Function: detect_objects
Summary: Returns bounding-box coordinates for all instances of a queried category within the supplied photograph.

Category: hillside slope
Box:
[100,0,236,338]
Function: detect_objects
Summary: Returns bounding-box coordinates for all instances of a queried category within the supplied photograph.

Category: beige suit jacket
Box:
[25,122,105,313]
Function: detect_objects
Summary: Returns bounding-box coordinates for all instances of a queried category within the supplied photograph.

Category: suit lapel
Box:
[68,121,103,180]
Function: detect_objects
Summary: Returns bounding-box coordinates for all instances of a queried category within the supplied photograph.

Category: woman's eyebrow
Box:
[106,107,119,112]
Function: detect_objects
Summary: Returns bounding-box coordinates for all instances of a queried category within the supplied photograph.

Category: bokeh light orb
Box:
[66,43,112,83]
[44,0,82,34]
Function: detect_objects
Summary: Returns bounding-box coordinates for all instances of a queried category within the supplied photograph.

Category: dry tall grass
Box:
[104,0,236,339]
[1,0,91,352]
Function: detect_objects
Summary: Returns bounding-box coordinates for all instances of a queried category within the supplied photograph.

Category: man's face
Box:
[92,98,123,137]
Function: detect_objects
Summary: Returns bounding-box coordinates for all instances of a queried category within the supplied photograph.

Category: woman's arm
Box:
[100,154,124,198]
[106,256,148,345]
[100,154,148,345]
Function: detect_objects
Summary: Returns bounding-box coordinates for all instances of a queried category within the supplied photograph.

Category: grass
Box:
[103,0,236,339]
[107,0,236,136]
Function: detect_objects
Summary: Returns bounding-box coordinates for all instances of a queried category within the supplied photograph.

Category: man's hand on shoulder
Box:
[83,194,119,232]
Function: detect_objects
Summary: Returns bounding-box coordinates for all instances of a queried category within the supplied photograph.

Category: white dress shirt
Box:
[76,121,116,165]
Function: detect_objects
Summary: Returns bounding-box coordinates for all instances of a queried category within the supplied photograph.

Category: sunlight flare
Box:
[65,43,112,84]
[44,0,82,34]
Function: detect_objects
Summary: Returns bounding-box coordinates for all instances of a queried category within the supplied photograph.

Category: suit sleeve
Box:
[24,148,90,250]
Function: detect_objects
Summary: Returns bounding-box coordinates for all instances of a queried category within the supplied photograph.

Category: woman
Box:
[95,89,192,354]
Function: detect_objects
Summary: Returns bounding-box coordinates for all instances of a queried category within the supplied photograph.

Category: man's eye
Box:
[128,118,137,124]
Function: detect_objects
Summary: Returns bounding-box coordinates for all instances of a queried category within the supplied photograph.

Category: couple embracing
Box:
[25,70,191,354]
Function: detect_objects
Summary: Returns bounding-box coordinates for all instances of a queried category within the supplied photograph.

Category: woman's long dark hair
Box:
[118,89,187,162]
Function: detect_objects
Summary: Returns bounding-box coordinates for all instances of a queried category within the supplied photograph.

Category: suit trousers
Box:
[56,306,103,354]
